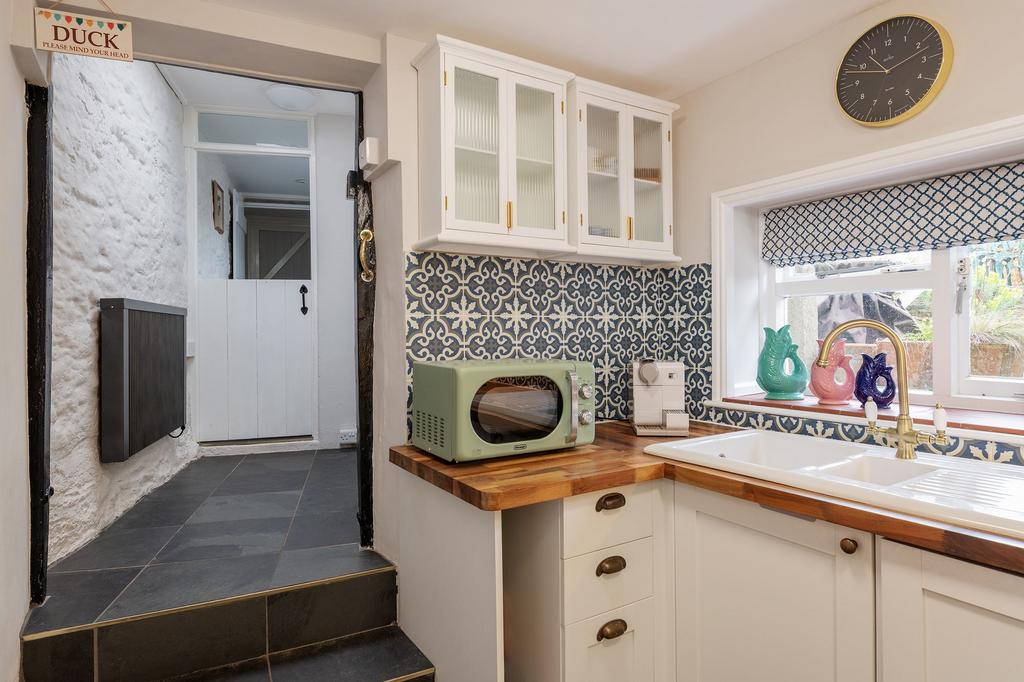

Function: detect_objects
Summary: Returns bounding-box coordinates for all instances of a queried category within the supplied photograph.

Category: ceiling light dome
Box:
[265,84,316,111]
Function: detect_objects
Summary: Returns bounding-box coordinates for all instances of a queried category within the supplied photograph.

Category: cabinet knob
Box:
[595,492,626,512]
[840,538,859,555]
[596,618,628,642]
[596,555,627,577]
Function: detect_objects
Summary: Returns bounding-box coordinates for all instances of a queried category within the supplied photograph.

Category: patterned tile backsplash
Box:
[405,251,1024,466]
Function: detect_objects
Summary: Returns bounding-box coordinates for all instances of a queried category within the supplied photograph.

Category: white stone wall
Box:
[50,55,197,561]
[196,152,234,279]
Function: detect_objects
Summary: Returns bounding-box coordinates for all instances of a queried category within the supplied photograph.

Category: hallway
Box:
[25,448,373,633]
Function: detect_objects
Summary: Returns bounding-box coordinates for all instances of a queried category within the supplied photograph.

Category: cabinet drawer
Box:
[562,483,653,558]
[564,537,653,624]
[564,598,654,682]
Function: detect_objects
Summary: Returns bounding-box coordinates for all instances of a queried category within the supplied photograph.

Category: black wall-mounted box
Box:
[99,299,187,463]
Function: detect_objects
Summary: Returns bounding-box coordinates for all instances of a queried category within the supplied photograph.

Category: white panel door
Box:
[197,278,313,441]
[197,279,229,441]
[879,539,1024,682]
[283,280,313,436]
[226,281,258,439]
[257,279,313,439]
[675,485,874,682]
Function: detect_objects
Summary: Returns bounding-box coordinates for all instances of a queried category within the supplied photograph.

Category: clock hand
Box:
[869,56,888,73]
[889,46,930,72]
[843,70,887,75]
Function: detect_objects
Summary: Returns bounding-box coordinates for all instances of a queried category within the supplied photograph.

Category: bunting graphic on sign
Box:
[35,8,133,62]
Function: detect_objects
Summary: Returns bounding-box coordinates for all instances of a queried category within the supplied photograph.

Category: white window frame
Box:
[711,115,1024,418]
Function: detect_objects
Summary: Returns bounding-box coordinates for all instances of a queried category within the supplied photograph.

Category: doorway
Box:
[159,65,361,448]
[30,55,372,603]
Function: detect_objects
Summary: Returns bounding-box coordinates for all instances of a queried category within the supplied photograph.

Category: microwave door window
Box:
[470,377,564,444]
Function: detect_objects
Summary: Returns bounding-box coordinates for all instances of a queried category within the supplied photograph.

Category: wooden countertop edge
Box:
[390,441,1024,576]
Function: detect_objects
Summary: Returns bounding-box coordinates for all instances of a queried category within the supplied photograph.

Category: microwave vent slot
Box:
[415,410,447,449]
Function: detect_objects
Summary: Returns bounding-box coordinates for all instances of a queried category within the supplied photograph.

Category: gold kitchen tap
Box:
[816,319,950,460]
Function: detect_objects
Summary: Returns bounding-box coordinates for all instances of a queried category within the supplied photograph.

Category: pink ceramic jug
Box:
[810,339,855,406]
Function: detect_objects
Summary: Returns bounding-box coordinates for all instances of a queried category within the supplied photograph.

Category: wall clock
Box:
[836,16,952,127]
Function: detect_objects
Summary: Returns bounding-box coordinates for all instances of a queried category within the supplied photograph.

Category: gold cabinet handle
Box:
[840,538,859,555]
[358,228,375,282]
[627,216,634,240]
[506,201,513,230]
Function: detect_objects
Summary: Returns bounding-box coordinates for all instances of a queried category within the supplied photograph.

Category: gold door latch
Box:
[358,228,375,282]
[506,201,513,231]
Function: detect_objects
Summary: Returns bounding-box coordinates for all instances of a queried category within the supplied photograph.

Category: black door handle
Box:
[299,285,309,315]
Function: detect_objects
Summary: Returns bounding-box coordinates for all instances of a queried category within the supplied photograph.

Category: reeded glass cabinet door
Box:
[629,111,671,250]
[581,99,627,245]
[509,75,564,238]
[446,57,507,233]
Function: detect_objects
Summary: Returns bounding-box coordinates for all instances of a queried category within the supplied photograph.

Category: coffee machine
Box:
[631,360,690,436]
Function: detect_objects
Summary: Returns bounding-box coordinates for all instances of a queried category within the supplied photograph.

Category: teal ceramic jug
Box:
[756,325,809,400]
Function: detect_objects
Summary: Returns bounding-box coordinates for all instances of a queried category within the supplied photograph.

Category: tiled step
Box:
[21,566,404,681]
[185,626,434,681]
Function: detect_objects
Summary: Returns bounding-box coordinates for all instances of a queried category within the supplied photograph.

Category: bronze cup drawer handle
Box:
[596,618,628,642]
[595,492,626,512]
[596,555,627,577]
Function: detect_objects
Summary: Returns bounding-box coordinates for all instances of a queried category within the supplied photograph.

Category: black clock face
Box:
[837,16,949,125]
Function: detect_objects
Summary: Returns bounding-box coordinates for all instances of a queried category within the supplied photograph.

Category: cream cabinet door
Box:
[444,55,509,236]
[878,539,1024,682]
[675,485,874,682]
[626,108,672,252]
[565,597,654,682]
[507,72,566,240]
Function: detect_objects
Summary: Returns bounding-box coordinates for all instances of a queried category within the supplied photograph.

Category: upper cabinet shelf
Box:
[413,37,680,265]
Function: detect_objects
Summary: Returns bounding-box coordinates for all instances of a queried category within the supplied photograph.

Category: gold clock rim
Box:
[835,14,954,128]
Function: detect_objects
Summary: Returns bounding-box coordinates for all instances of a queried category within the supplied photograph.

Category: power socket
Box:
[339,428,358,445]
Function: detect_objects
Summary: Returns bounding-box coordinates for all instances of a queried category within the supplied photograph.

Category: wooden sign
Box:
[35,8,133,62]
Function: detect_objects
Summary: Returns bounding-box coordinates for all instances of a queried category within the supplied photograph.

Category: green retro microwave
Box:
[411,359,596,462]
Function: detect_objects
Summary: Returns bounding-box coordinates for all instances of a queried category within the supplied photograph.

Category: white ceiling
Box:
[205,153,311,197]
[158,64,356,114]
[206,0,885,99]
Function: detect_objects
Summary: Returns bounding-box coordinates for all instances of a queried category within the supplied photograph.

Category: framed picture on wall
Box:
[212,180,225,234]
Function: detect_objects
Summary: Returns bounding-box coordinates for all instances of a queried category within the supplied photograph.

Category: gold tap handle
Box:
[358,228,375,282]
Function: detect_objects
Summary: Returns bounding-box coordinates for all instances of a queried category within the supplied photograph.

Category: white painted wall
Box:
[49,55,197,561]
[673,0,1024,265]
[314,113,358,445]
[196,152,236,279]
[0,0,30,674]
[366,34,423,562]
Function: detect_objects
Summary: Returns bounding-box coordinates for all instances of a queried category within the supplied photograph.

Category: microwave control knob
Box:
[579,410,594,426]
[579,384,594,400]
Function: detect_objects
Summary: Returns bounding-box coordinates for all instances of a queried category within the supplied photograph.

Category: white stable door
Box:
[197,279,313,442]
[879,539,1024,682]
[675,485,874,682]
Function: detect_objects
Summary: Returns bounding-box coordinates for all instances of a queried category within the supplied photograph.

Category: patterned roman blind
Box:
[761,161,1024,267]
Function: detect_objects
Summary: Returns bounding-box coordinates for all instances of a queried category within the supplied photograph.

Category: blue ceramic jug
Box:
[854,352,896,408]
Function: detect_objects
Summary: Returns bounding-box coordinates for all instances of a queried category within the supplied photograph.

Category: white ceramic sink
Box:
[646,429,1024,540]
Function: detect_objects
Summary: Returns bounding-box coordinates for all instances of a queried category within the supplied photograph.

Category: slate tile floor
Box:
[25,448,387,636]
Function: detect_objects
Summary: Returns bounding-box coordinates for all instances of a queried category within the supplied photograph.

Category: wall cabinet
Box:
[414,36,572,258]
[503,481,674,682]
[674,485,875,682]
[568,79,679,264]
[878,539,1024,682]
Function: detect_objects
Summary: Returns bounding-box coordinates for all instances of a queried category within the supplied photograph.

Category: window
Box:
[765,239,1024,410]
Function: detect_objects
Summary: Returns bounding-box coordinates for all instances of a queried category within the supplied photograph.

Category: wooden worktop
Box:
[390,420,1024,575]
